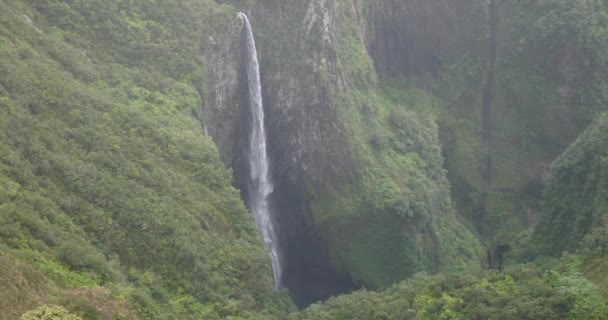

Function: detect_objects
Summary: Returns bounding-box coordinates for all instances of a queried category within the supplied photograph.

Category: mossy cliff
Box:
[441,0,607,242]
[202,0,608,303]
[533,115,608,256]
[2,0,608,318]
[352,0,608,246]
[203,0,483,304]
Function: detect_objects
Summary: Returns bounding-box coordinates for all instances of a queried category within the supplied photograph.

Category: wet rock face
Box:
[253,0,355,187]
[202,0,355,185]
[200,0,485,305]
[254,0,360,304]
[203,0,452,206]
[202,3,359,303]
[366,0,483,78]
[201,15,247,169]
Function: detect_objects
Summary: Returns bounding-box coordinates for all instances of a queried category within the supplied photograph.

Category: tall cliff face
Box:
[201,15,245,168]
[203,0,366,304]
[3,0,607,317]
[202,0,482,304]
[200,0,607,305]
[360,0,602,243]
[366,0,486,78]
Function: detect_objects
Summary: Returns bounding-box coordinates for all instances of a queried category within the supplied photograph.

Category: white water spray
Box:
[239,12,282,288]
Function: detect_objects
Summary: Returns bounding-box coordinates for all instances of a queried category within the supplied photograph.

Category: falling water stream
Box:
[239,12,282,288]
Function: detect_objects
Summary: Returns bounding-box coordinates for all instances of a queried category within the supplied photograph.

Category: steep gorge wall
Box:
[252,0,360,304]
[361,0,596,242]
[202,0,482,304]
[534,115,608,255]
[201,2,608,301]
[203,0,365,304]
[201,15,245,168]
[200,0,599,302]
[366,0,485,78]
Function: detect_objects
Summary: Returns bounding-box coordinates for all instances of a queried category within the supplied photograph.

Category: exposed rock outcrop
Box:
[201,15,247,169]
[202,0,483,305]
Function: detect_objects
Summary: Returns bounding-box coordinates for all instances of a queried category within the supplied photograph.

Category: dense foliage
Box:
[1,0,608,318]
[412,0,608,243]
[20,306,83,320]
[293,265,608,320]
[579,213,608,296]
[0,0,292,318]
[534,114,608,255]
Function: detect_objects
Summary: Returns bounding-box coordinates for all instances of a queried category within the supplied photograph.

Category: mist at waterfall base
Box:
[239,12,283,289]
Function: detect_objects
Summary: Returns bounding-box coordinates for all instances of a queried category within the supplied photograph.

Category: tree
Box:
[19,305,83,320]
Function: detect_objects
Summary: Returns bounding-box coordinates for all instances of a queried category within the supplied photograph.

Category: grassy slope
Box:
[0,0,293,318]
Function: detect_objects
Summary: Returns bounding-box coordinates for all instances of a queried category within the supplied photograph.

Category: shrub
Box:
[20,305,83,320]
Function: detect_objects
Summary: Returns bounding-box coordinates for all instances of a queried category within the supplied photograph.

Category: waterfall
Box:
[201,118,209,137]
[239,12,282,288]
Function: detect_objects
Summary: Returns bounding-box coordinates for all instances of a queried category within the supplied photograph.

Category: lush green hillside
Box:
[1,0,608,318]
[534,115,608,255]
[411,0,608,242]
[530,114,608,297]
[293,265,608,320]
[0,0,291,318]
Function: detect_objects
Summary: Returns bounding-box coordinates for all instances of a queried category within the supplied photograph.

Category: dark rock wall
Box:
[201,0,486,304]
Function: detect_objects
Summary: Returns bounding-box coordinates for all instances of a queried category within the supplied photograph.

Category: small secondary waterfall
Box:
[239,12,282,288]
[201,118,209,137]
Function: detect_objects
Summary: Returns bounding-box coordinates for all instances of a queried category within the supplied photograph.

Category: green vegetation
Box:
[580,214,608,296]
[534,115,608,255]
[293,265,608,320]
[530,115,608,298]
[357,0,608,252]
[20,305,83,320]
[0,0,292,318]
[316,86,484,287]
[252,0,483,289]
[1,0,608,318]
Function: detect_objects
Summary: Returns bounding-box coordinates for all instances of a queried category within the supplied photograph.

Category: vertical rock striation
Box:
[202,0,484,306]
